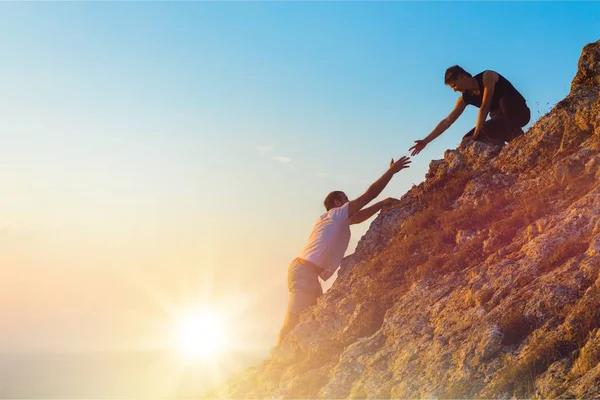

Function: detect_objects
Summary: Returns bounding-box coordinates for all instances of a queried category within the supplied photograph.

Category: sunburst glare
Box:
[174,308,228,361]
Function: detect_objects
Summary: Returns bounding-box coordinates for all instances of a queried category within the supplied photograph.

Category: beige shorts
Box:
[286,258,323,315]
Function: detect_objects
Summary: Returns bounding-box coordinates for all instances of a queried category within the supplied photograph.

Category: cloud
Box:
[256,144,275,153]
[273,156,292,163]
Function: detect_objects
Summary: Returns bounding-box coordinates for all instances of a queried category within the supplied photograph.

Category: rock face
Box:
[210,40,600,399]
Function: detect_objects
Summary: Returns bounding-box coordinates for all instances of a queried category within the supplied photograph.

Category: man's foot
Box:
[507,127,525,142]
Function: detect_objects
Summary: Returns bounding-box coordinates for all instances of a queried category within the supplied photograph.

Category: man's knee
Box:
[519,105,531,127]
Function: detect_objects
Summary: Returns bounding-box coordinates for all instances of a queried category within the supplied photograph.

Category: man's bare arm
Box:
[347,158,410,219]
[410,97,466,156]
[350,198,398,225]
[473,71,498,138]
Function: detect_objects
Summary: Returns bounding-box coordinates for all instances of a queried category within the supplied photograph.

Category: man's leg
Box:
[462,120,507,147]
[479,117,510,145]
[277,259,322,345]
[499,95,531,142]
[277,310,300,345]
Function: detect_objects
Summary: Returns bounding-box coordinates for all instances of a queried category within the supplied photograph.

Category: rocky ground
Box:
[209,40,600,399]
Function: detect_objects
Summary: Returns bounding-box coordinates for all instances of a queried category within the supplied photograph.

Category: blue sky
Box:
[0,2,598,355]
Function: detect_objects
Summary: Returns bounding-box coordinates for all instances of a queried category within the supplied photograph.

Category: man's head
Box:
[324,191,349,211]
[444,65,472,93]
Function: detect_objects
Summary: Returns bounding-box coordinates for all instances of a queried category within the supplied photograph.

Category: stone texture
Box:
[209,40,600,399]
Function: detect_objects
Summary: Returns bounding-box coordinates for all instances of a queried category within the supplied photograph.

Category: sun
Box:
[174,308,228,361]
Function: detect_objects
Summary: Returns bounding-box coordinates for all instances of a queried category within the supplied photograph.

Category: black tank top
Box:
[462,71,526,112]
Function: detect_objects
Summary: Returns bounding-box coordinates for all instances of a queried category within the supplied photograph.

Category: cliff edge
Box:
[211,40,600,399]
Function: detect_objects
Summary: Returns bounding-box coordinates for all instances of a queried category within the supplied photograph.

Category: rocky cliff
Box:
[211,40,600,399]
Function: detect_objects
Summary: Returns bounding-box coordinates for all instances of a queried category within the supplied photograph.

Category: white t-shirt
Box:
[298,202,351,280]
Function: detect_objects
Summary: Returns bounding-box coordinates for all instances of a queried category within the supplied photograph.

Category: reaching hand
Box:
[389,156,411,173]
[409,140,428,156]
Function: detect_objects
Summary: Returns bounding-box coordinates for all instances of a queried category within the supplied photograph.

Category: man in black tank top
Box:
[409,65,530,155]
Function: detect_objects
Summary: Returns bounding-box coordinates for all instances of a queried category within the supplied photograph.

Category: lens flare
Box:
[174,308,227,361]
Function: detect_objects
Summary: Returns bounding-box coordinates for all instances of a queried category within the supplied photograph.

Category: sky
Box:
[0,0,598,369]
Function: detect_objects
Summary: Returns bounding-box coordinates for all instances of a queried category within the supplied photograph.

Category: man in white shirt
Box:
[277,156,411,344]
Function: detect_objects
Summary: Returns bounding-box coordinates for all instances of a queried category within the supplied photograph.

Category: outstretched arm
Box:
[347,157,410,219]
[410,97,466,156]
[350,198,399,225]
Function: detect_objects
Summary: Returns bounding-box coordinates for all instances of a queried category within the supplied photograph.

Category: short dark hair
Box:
[324,191,346,211]
[444,65,472,84]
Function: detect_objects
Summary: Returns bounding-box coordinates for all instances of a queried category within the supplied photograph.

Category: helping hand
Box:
[409,140,428,156]
[389,156,411,173]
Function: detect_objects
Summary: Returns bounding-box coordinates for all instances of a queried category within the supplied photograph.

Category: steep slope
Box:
[211,40,600,399]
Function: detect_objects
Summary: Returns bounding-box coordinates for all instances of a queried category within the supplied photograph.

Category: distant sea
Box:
[0,349,266,399]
